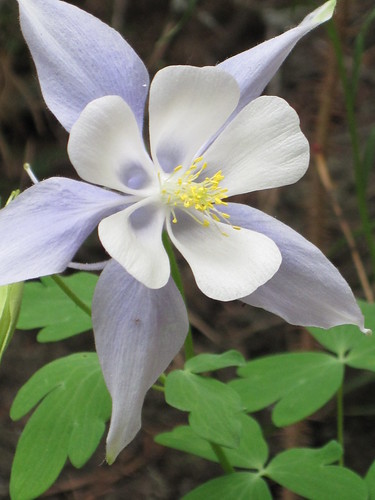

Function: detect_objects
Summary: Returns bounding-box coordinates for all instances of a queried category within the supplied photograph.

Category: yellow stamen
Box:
[160,157,241,233]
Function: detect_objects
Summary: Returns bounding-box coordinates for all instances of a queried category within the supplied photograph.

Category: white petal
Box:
[98,200,170,289]
[18,0,149,131]
[225,203,368,333]
[204,96,309,196]
[68,96,157,195]
[166,211,281,301]
[149,66,240,172]
[217,1,336,120]
[92,260,189,463]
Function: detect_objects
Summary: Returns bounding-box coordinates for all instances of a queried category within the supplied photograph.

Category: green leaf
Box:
[345,334,375,371]
[183,472,271,500]
[308,301,375,357]
[231,352,343,426]
[0,282,23,363]
[185,350,245,373]
[365,459,375,499]
[156,413,268,470]
[10,353,111,500]
[308,323,364,358]
[17,273,97,341]
[165,370,243,448]
[308,302,375,371]
[266,441,367,500]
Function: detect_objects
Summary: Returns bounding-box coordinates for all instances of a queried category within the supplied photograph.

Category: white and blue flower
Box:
[0,0,366,463]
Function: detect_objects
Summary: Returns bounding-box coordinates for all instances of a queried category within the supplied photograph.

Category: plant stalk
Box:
[162,232,194,360]
[209,442,235,475]
[337,382,345,466]
[50,274,92,317]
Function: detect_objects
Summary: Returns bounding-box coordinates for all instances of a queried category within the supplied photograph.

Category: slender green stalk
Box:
[148,0,200,70]
[183,329,194,361]
[337,383,344,466]
[151,384,165,393]
[327,20,375,276]
[50,274,92,317]
[162,232,194,360]
[209,442,235,475]
[159,0,199,45]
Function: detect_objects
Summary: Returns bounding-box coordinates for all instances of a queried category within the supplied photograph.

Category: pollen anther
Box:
[160,157,239,233]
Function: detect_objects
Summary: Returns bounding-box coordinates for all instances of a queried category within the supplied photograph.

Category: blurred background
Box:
[0,0,375,498]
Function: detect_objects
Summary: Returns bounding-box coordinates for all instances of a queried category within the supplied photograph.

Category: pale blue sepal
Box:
[217,1,336,120]
[92,260,189,464]
[0,178,125,286]
[225,203,368,333]
[18,0,149,131]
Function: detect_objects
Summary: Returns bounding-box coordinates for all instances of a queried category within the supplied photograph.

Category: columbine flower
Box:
[0,0,367,462]
[67,72,303,300]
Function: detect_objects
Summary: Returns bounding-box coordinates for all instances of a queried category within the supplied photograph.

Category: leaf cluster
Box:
[8,276,375,499]
[156,302,375,498]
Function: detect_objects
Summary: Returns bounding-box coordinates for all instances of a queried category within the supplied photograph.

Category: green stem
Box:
[159,0,199,45]
[337,382,344,466]
[151,384,165,393]
[183,329,194,361]
[327,20,375,276]
[209,442,235,474]
[162,232,194,360]
[50,274,91,317]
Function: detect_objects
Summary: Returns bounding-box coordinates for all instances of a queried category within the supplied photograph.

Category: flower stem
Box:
[162,232,194,360]
[151,384,165,393]
[209,442,235,474]
[337,382,344,466]
[183,330,194,361]
[50,274,92,317]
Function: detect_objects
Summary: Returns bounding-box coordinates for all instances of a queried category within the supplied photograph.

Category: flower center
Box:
[160,157,239,232]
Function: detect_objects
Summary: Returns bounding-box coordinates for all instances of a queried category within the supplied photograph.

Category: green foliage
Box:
[0,282,23,363]
[185,350,245,373]
[10,353,111,500]
[165,370,243,448]
[265,441,367,500]
[183,472,272,500]
[365,460,375,499]
[17,272,97,341]
[309,302,375,371]
[223,302,375,430]
[156,413,268,470]
[230,352,343,426]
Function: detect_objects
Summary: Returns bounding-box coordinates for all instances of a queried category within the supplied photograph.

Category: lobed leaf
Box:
[266,441,367,500]
[308,323,365,358]
[155,413,268,470]
[185,350,245,373]
[17,272,97,341]
[183,472,271,500]
[231,352,343,426]
[309,302,375,371]
[365,459,375,499]
[10,353,111,500]
[165,370,243,448]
